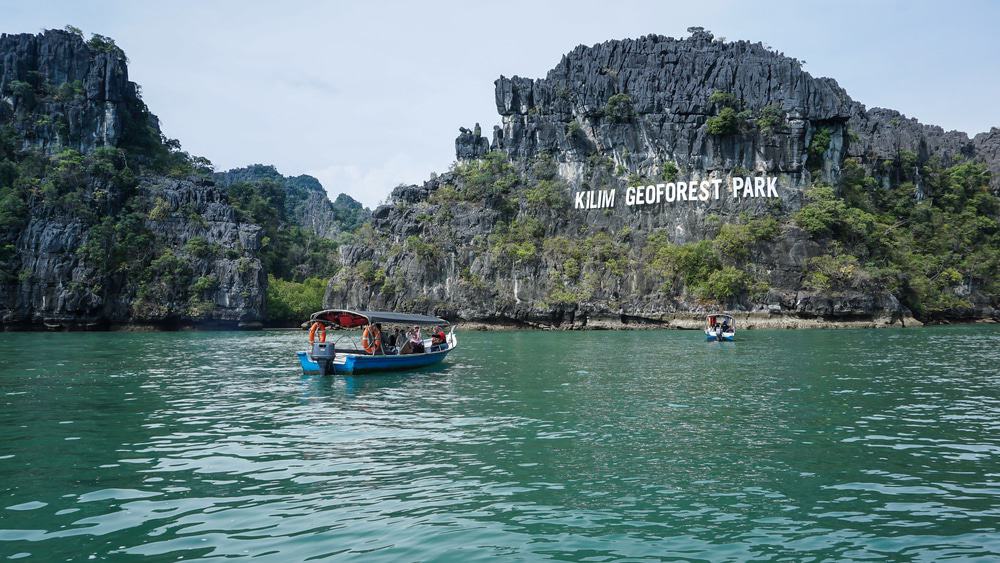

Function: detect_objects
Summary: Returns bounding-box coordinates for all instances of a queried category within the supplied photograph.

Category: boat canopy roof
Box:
[706,312,734,320]
[310,309,449,328]
[706,313,735,328]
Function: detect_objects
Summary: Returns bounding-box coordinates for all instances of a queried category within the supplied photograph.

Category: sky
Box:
[3,0,999,208]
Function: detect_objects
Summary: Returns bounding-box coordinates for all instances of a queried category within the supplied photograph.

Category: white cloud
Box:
[307,153,450,209]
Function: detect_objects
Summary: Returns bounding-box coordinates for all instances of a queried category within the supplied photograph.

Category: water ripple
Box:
[1,326,999,560]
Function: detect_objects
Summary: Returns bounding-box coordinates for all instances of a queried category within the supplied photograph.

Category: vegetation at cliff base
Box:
[226,179,342,281]
[645,214,777,303]
[795,158,1000,318]
[5,28,999,329]
[373,140,998,322]
[266,275,327,324]
[0,130,259,324]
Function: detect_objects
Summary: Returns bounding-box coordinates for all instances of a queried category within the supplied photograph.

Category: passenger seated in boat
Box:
[431,326,447,349]
[397,329,407,353]
[385,327,402,354]
[400,326,425,354]
[380,325,396,354]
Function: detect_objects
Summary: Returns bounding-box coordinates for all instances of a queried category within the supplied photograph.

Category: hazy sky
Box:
[4,0,999,207]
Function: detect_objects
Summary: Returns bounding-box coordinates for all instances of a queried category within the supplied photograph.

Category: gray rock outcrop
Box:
[0,29,146,154]
[214,164,369,240]
[326,29,999,327]
[0,30,269,329]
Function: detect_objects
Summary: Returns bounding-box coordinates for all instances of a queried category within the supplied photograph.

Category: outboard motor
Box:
[311,341,336,376]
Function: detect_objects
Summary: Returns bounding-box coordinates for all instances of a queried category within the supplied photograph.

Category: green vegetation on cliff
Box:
[349,145,998,322]
[645,214,777,303]
[603,94,635,123]
[795,158,999,318]
[226,179,341,281]
[0,120,265,324]
[452,151,520,203]
[706,107,741,136]
[0,30,364,327]
[212,165,368,324]
[6,28,998,329]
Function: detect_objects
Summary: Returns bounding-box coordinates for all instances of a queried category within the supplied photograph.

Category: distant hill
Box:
[215,164,369,240]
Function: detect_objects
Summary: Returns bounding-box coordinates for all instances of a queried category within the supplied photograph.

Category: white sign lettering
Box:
[574,176,781,210]
[574,189,616,209]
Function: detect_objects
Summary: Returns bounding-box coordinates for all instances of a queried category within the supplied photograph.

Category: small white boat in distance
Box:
[705,313,735,342]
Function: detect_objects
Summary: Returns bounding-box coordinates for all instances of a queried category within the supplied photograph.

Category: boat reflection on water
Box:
[297,362,453,401]
[341,368,451,397]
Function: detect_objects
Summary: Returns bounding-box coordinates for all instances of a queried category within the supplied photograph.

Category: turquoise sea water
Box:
[1,326,999,561]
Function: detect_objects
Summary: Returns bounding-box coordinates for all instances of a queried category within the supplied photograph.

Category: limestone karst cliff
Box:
[2,27,995,329]
[0,29,362,329]
[329,29,1000,327]
[215,164,369,241]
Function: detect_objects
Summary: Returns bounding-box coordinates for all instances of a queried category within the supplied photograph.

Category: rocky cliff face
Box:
[5,174,266,328]
[0,30,146,155]
[974,128,1000,192]
[0,30,269,329]
[488,29,990,199]
[328,29,1000,327]
[215,164,369,240]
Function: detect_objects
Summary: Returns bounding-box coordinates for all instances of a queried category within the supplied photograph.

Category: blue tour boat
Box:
[297,309,457,375]
[705,313,735,342]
